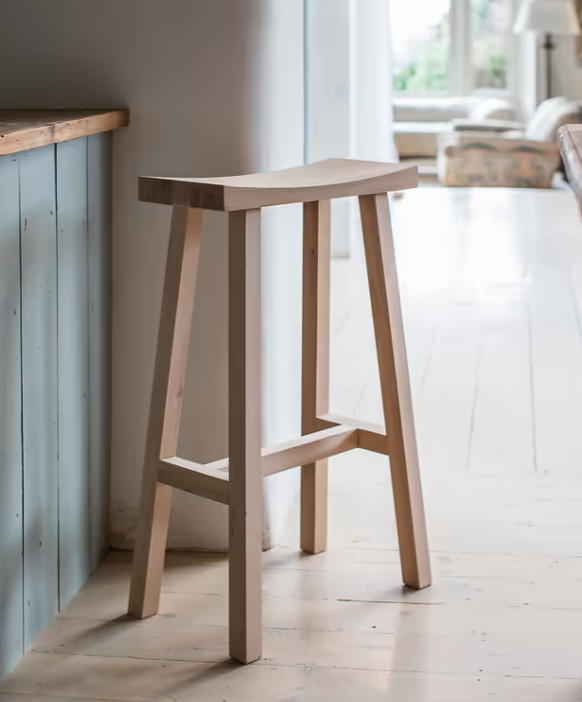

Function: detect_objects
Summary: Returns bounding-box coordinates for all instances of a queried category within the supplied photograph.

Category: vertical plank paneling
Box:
[0,153,24,679]
[87,133,112,570]
[56,138,90,607]
[20,145,59,648]
[0,136,113,678]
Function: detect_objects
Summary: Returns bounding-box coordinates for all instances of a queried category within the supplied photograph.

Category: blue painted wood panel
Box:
[57,138,91,607]
[19,145,59,650]
[88,133,112,571]
[0,153,24,679]
[0,138,111,680]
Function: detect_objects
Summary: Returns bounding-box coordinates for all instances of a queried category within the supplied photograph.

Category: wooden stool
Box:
[128,158,431,664]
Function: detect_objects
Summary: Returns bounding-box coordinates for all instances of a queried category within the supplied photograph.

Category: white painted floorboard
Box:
[4,187,582,701]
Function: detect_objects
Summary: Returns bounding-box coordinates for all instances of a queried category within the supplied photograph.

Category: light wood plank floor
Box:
[4,187,582,701]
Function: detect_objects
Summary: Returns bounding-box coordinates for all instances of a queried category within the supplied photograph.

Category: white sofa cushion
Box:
[469,98,516,121]
[393,96,479,123]
[526,97,581,142]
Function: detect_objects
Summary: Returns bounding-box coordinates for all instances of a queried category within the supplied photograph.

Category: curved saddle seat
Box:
[139,158,418,211]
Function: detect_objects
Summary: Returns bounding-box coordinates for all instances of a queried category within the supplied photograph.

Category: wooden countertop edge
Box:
[0,109,130,157]
[559,124,582,203]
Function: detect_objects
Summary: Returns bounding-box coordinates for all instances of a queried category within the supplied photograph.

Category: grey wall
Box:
[0,1,305,556]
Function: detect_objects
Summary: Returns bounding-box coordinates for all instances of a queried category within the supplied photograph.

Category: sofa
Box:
[438,96,582,188]
[438,135,561,188]
[394,97,515,159]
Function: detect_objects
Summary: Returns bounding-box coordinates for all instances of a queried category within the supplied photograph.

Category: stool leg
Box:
[129,206,204,617]
[301,200,331,554]
[228,209,263,664]
[359,193,431,590]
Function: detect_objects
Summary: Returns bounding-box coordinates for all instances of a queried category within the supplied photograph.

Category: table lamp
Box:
[514,0,581,99]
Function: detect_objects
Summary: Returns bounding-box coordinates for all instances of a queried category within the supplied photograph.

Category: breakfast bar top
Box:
[559,124,582,204]
[0,109,129,156]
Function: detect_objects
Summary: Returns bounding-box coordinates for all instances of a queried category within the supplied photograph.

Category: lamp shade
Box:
[514,0,581,35]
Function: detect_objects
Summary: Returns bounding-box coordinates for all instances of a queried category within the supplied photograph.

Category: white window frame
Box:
[393,0,518,99]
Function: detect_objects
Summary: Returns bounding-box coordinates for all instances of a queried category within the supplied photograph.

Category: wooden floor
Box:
[4,187,582,701]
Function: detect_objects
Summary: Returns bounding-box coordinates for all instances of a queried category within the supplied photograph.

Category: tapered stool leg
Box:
[300,200,331,554]
[228,209,263,663]
[129,206,204,617]
[359,194,431,590]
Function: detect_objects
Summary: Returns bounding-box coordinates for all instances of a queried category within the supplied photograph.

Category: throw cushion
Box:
[526,97,582,142]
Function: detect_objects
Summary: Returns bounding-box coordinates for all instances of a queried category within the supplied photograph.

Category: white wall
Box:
[0,0,305,551]
[514,33,540,120]
[306,0,352,257]
[512,33,581,118]
[255,5,305,549]
[352,0,396,162]
[552,35,582,99]
[512,0,582,110]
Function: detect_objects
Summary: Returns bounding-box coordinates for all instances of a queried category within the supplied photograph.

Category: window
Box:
[472,0,511,90]
[391,0,451,93]
[391,0,513,95]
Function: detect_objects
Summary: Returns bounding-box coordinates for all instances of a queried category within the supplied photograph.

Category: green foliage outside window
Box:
[393,0,508,92]
[393,37,449,92]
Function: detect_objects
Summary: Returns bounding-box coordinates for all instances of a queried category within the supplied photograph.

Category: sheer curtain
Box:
[262,1,397,549]
[306,0,397,255]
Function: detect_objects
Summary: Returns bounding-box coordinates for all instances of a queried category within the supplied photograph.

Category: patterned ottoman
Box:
[438,132,561,188]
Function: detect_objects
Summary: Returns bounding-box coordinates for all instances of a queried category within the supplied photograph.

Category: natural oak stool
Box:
[128,158,432,664]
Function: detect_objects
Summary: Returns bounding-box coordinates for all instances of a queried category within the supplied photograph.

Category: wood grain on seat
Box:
[138,158,418,211]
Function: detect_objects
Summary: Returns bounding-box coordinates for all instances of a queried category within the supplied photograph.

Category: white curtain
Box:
[262,0,397,549]
[306,0,396,162]
[306,0,396,256]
